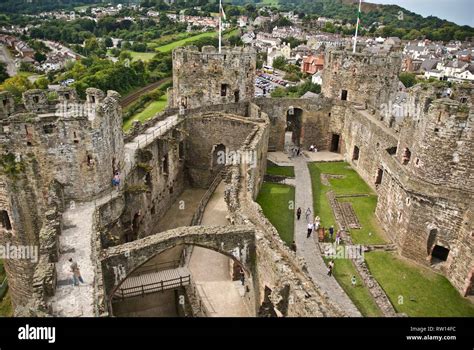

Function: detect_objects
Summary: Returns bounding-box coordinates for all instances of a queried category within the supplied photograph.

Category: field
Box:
[365,251,474,317]
[123,94,168,132]
[256,182,295,245]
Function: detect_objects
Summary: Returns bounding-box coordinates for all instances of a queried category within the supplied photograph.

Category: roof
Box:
[421,59,439,71]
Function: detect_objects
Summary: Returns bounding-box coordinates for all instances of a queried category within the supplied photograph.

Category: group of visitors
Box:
[309,144,318,152]
[290,146,301,158]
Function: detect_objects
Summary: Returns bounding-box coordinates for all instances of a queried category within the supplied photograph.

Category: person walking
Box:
[336,231,342,245]
[305,207,312,222]
[351,275,357,287]
[69,258,84,286]
[290,240,297,252]
[327,260,334,277]
[307,222,314,238]
[329,225,334,241]
[296,207,302,220]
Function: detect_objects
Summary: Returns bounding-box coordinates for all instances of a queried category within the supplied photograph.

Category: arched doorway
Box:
[109,244,254,317]
[286,107,303,147]
[212,143,226,170]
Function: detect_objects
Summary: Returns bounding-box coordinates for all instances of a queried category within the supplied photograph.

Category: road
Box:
[0,44,17,77]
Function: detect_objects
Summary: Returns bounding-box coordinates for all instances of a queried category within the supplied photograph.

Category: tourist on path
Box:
[296,207,302,220]
[327,260,334,277]
[305,207,312,222]
[329,225,334,241]
[336,231,342,245]
[307,222,314,238]
[69,258,84,286]
[291,241,297,252]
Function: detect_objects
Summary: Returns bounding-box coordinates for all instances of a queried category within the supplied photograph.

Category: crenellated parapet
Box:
[171,45,256,109]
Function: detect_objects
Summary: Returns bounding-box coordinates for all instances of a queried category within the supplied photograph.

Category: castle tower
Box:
[322,48,402,109]
[396,84,473,192]
[171,46,256,110]
[0,87,124,308]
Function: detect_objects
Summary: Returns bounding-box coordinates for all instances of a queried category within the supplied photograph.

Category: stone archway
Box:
[286,107,303,147]
[109,242,253,317]
[100,225,258,316]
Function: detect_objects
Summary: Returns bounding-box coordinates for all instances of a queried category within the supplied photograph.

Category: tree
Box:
[34,51,47,63]
[399,72,417,88]
[34,77,49,90]
[0,62,8,84]
[0,75,33,101]
[272,56,287,70]
[104,37,114,48]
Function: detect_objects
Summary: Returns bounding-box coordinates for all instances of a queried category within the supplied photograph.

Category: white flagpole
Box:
[353,0,362,53]
[219,0,222,53]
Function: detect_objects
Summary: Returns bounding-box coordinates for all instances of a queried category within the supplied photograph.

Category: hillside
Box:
[251,0,474,41]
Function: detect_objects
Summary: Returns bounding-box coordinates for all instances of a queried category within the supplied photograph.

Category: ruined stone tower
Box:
[322,47,402,110]
[0,87,124,308]
[171,46,256,109]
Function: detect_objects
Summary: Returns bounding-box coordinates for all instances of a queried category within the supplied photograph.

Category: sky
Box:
[366,0,474,27]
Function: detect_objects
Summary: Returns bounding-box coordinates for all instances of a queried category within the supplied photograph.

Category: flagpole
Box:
[219,0,222,53]
[353,0,362,53]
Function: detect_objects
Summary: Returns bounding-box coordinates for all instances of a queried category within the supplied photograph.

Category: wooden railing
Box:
[115,274,191,301]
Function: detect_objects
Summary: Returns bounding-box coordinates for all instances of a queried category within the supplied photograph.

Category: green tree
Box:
[0,75,33,101]
[272,56,287,70]
[0,63,9,84]
[399,72,417,88]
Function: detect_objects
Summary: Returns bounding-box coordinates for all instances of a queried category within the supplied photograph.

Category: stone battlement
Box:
[0,87,121,121]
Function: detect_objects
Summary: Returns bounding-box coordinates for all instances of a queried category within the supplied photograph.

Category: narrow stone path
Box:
[49,191,119,316]
[292,155,362,317]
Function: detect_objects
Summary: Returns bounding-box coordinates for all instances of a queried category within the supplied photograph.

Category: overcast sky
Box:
[366,0,473,27]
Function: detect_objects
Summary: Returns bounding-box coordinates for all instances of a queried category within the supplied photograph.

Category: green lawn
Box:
[155,32,217,53]
[365,252,474,317]
[266,165,295,178]
[154,29,239,53]
[256,182,295,245]
[123,94,168,132]
[308,162,386,245]
[325,257,383,317]
[128,51,158,62]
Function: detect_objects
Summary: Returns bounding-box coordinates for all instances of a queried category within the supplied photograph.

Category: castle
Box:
[0,44,472,317]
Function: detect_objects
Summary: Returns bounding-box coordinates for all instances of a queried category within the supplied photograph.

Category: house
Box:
[420,59,440,72]
[311,70,323,85]
[301,54,324,75]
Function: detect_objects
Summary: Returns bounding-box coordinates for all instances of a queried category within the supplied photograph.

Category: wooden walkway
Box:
[114,267,191,300]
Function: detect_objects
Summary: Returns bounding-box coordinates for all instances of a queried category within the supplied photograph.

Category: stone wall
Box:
[322,48,402,109]
[171,46,256,109]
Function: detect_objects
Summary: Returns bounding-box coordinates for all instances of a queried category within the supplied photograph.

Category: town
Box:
[0,0,472,333]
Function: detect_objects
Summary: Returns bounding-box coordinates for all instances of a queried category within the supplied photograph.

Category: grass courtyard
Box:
[266,164,295,178]
[256,182,294,245]
[308,161,474,317]
[308,161,386,245]
[365,251,474,317]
